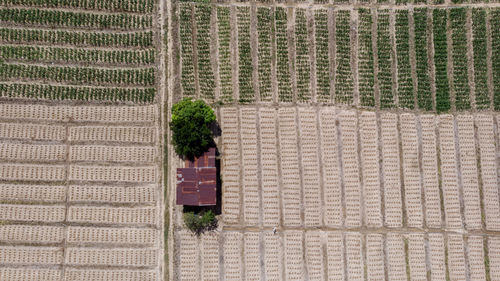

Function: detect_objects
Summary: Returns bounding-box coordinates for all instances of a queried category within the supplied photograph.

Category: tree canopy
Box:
[170,98,216,160]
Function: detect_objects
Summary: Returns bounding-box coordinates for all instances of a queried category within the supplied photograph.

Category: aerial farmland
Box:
[0,0,500,280]
[0,0,166,280]
[167,0,500,280]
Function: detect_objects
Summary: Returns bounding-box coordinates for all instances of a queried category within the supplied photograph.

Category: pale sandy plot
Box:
[0,164,66,181]
[240,107,260,225]
[400,113,424,228]
[0,225,64,243]
[345,232,364,281]
[420,115,443,228]
[0,268,62,281]
[0,183,65,202]
[0,204,65,222]
[359,112,383,227]
[489,237,500,281]
[69,126,156,143]
[305,231,325,281]
[478,115,500,231]
[178,231,200,281]
[284,231,305,281]
[456,115,482,230]
[259,108,280,226]
[0,246,63,265]
[264,232,283,281]
[65,248,157,267]
[0,143,67,162]
[201,232,220,281]
[386,233,407,281]
[438,115,463,229]
[0,104,157,123]
[428,233,447,281]
[407,233,427,281]
[224,232,243,281]
[67,226,157,245]
[64,269,158,281]
[327,232,345,281]
[244,232,261,281]
[467,236,487,281]
[447,234,467,281]
[68,185,156,204]
[298,108,322,227]
[366,234,385,281]
[220,108,241,224]
[319,108,343,227]
[67,206,157,225]
[339,111,362,228]
[69,165,156,183]
[69,145,156,163]
[381,113,402,228]
[0,122,65,141]
[278,108,302,226]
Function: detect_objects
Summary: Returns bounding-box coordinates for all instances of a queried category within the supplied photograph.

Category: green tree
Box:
[183,210,217,235]
[170,98,216,160]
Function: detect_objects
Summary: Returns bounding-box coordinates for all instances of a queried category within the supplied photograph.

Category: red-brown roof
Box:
[176,147,217,206]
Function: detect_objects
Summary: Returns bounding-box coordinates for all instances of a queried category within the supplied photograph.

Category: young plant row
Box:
[295,8,311,102]
[450,8,471,110]
[0,83,155,103]
[358,8,375,107]
[275,7,292,102]
[0,28,153,48]
[0,0,154,14]
[179,4,195,97]
[195,4,215,102]
[0,8,152,30]
[0,45,156,65]
[492,9,500,110]
[217,6,232,103]
[471,8,489,109]
[314,9,330,103]
[395,9,414,109]
[377,11,394,109]
[257,7,272,102]
[0,63,156,87]
[433,8,450,112]
[335,10,353,104]
[237,6,254,103]
[413,8,432,111]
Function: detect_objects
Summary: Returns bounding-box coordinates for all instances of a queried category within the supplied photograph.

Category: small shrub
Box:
[170,98,216,160]
[183,210,217,235]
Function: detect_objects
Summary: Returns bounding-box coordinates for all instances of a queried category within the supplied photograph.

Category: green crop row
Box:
[395,9,414,109]
[0,8,152,30]
[433,9,450,112]
[414,8,432,110]
[275,7,292,102]
[492,9,500,110]
[335,10,353,104]
[0,83,155,103]
[314,9,330,103]
[0,63,155,86]
[237,6,254,103]
[179,4,195,97]
[358,8,375,107]
[195,4,215,102]
[377,11,394,109]
[0,0,154,14]
[450,8,471,110]
[0,28,153,48]
[257,7,272,102]
[0,45,155,65]
[471,8,489,109]
[217,6,232,103]
[295,8,311,102]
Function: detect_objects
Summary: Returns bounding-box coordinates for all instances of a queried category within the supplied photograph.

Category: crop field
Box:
[168,1,500,281]
[0,0,165,280]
